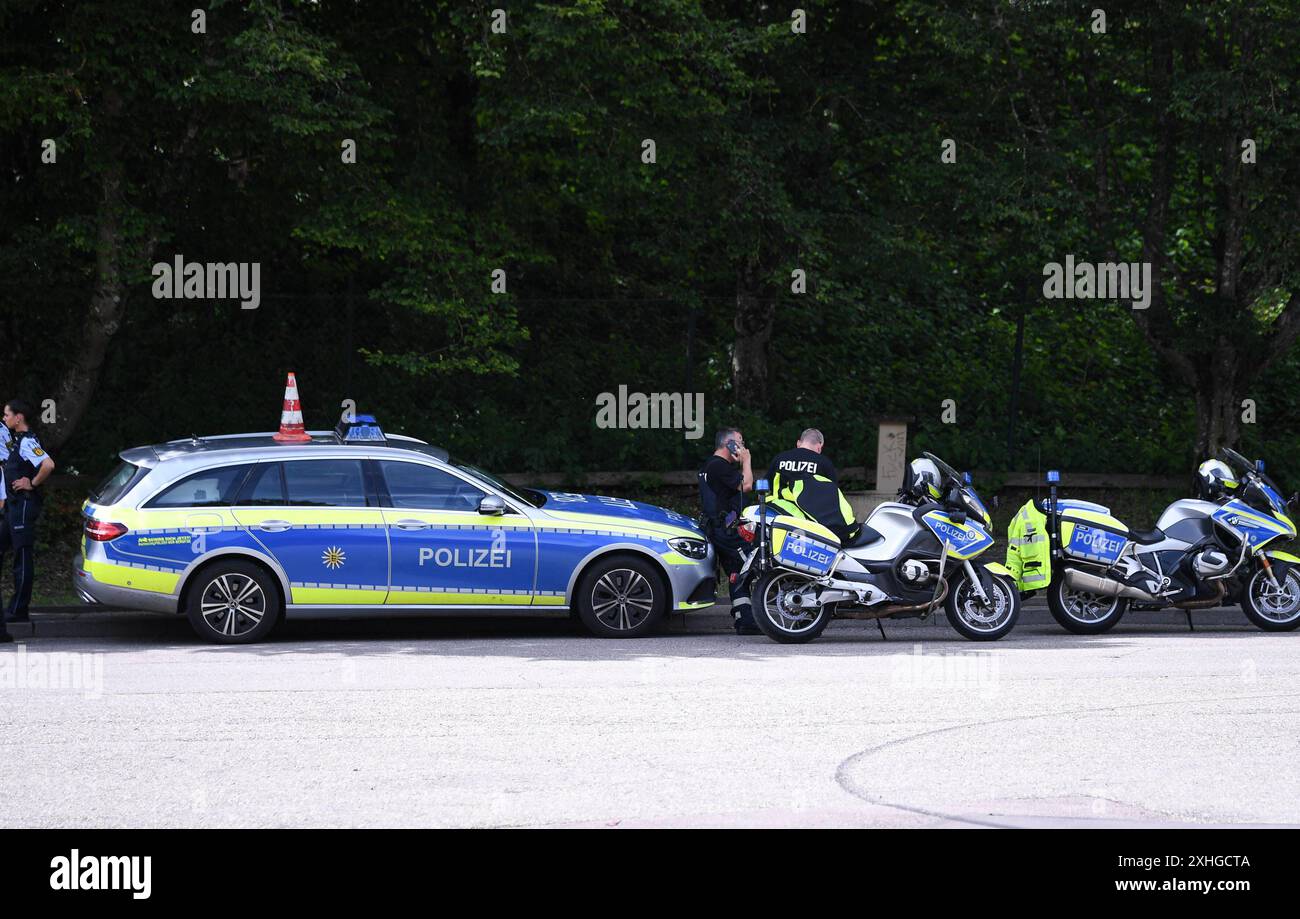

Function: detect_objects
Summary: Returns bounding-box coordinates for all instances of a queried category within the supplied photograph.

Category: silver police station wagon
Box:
[75,416,717,643]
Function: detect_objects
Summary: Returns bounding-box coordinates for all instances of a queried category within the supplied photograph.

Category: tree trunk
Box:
[1192,343,1241,462]
[42,161,128,451]
[732,260,774,410]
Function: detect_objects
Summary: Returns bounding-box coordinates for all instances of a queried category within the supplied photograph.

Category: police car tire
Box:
[1046,573,1126,635]
[186,560,282,644]
[574,556,667,638]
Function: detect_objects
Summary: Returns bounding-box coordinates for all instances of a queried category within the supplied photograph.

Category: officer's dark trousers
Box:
[705,525,754,627]
[0,494,41,621]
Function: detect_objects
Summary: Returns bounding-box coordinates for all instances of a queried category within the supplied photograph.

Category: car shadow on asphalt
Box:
[17,613,1269,662]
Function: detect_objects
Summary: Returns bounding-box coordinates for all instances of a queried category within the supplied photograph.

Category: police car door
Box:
[231,459,390,605]
[375,460,537,606]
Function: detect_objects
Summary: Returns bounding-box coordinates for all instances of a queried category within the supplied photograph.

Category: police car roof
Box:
[125,431,449,465]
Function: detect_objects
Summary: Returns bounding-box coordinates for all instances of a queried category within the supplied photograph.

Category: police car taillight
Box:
[85,520,129,542]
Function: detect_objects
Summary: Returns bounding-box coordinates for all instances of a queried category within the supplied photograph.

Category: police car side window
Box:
[379,461,486,511]
[147,464,252,508]
[237,463,287,506]
[283,460,369,508]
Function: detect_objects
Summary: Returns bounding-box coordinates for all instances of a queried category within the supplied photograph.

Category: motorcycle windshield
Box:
[1259,481,1289,517]
[963,485,991,527]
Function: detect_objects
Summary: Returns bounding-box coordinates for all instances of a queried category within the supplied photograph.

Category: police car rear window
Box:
[146,464,253,508]
[92,461,143,505]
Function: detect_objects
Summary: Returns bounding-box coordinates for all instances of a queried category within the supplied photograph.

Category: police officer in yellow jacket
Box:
[1,399,55,625]
[767,428,857,541]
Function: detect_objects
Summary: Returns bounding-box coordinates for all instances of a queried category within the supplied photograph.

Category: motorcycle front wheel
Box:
[944,568,1020,641]
[1242,565,1300,631]
[751,569,833,644]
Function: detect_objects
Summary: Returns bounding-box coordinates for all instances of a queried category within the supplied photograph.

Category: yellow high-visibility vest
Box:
[1005,499,1051,591]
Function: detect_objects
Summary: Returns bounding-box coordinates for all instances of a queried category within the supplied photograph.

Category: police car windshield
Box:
[452,460,544,507]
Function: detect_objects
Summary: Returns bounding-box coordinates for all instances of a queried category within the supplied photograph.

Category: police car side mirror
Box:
[478,495,507,516]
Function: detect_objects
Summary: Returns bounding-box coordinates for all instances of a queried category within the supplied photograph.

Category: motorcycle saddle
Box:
[1126,526,1166,545]
[845,523,884,548]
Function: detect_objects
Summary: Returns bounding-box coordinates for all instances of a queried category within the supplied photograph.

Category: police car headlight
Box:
[668,538,709,560]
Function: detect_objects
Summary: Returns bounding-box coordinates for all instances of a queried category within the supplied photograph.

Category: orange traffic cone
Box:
[272,372,312,442]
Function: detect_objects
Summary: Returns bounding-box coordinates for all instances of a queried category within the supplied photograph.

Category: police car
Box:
[75,417,716,643]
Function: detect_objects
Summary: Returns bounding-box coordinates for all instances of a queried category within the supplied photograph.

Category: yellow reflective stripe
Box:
[982,562,1013,578]
[1060,508,1127,531]
[379,509,533,527]
[534,596,566,606]
[772,514,839,544]
[291,587,386,604]
[542,511,697,540]
[232,508,387,525]
[384,590,534,605]
[676,600,715,610]
[1266,550,1300,563]
[660,551,699,566]
[84,559,179,594]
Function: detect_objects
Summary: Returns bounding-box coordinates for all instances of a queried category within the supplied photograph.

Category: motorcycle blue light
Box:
[756,478,770,493]
[1047,470,1060,483]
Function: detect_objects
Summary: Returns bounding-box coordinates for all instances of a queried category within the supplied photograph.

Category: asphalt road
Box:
[1,607,1297,828]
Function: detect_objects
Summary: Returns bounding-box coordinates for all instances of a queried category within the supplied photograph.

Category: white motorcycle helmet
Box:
[906,457,943,501]
[1197,459,1237,500]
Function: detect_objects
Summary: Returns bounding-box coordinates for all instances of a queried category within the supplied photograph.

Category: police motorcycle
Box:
[1036,450,1300,634]
[735,454,1020,643]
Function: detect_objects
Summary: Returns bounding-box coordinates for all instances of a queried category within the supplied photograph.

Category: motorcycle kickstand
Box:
[876,618,887,641]
[1185,609,1194,632]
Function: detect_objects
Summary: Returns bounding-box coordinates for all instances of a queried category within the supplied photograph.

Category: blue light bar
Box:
[337,413,386,443]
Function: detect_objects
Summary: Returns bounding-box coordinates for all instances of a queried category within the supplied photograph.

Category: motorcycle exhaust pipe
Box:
[1062,568,1159,602]
[835,578,951,619]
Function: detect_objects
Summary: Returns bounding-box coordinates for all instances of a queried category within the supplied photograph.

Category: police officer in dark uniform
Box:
[1,399,56,625]
[698,427,758,634]
[767,427,857,541]
[0,470,9,643]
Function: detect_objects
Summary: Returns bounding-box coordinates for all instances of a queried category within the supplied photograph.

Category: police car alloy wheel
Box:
[1046,577,1126,635]
[575,557,666,638]
[186,560,281,643]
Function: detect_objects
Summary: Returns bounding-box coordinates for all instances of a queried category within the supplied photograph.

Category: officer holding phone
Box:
[0,469,9,643]
[698,427,757,634]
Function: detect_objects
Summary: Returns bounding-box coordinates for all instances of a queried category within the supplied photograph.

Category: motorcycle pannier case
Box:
[769,515,840,576]
[1056,502,1130,566]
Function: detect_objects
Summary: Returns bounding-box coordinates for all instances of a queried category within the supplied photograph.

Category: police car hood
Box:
[536,491,704,537]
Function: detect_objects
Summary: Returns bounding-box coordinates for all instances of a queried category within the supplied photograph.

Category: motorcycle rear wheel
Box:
[751,570,833,644]
[1047,572,1127,634]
